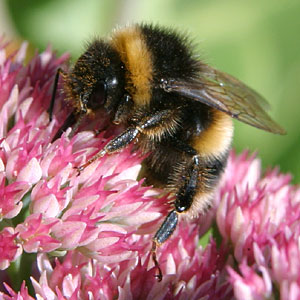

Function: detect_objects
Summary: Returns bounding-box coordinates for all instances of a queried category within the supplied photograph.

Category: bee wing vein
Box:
[163,65,285,135]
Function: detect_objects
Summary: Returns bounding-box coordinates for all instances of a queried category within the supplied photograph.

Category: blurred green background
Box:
[2,0,300,182]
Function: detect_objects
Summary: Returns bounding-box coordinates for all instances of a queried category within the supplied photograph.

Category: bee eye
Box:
[88,81,107,109]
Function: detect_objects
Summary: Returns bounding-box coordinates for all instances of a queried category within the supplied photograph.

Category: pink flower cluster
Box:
[217,152,300,300]
[0,41,298,300]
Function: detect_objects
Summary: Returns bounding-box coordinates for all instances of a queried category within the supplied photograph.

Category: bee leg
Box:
[111,94,133,125]
[76,126,140,173]
[175,155,200,213]
[51,110,77,142]
[152,154,200,280]
[48,68,66,121]
[152,210,178,281]
[68,111,87,138]
[77,109,178,172]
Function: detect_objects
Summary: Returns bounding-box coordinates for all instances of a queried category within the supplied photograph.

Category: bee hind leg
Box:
[151,210,178,281]
[152,154,201,280]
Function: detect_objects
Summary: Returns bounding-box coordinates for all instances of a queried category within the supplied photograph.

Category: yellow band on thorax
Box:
[111,26,153,106]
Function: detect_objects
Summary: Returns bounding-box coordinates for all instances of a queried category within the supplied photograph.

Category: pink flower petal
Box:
[17,157,42,184]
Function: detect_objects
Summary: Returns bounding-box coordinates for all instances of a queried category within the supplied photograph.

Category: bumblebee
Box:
[50,24,285,280]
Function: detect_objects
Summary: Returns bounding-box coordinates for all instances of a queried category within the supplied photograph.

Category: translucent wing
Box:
[161,64,285,134]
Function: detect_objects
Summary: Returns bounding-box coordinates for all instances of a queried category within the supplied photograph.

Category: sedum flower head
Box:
[216,151,300,300]
[0,41,299,300]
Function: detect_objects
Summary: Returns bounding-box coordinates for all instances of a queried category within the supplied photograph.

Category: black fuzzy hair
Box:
[139,24,201,81]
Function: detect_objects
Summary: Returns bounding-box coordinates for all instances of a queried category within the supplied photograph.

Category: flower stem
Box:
[7,252,36,296]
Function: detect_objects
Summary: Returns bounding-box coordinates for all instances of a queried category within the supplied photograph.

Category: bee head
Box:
[65,40,125,115]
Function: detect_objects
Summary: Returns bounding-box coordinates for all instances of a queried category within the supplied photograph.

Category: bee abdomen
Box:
[192,108,233,158]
